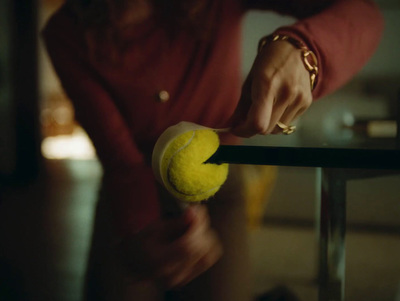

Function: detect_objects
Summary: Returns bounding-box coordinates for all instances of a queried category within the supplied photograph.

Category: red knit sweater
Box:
[42,0,383,236]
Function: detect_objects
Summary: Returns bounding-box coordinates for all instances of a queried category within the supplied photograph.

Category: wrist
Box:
[258,33,319,91]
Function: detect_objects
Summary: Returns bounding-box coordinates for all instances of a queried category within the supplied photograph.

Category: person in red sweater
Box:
[43,0,383,300]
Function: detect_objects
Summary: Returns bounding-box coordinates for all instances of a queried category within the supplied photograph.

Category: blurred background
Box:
[1,0,399,300]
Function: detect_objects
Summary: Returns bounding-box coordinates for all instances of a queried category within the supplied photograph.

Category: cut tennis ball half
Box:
[152,121,229,203]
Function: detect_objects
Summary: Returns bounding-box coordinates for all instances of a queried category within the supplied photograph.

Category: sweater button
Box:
[156,90,170,103]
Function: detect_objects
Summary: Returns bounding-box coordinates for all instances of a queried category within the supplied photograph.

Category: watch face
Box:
[0,0,17,177]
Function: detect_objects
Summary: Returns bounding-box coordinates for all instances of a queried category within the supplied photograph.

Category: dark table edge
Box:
[207,145,400,170]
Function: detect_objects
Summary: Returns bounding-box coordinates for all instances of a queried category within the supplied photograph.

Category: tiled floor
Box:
[1,159,399,301]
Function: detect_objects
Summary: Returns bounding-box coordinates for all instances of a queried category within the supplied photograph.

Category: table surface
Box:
[208,135,400,170]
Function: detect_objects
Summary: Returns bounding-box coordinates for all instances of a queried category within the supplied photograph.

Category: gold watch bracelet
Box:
[258,34,319,91]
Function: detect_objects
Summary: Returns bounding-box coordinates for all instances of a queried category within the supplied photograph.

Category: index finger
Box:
[232,84,275,137]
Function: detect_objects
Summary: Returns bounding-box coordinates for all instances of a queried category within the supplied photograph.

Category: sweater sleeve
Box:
[42,19,161,236]
[250,0,385,99]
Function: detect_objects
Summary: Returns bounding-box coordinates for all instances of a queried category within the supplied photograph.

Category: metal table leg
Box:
[318,168,347,301]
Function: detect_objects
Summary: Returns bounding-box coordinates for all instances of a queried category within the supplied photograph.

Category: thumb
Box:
[161,206,200,242]
[182,205,202,224]
[229,76,253,135]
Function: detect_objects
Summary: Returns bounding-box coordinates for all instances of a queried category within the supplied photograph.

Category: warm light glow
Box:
[41,127,97,160]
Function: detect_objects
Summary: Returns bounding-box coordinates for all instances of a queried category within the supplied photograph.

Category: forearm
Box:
[43,22,161,235]
[272,0,384,99]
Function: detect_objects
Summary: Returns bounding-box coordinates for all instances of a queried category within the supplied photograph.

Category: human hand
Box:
[120,205,222,288]
[231,40,313,137]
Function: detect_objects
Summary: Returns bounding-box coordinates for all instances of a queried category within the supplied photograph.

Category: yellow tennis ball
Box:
[152,122,229,203]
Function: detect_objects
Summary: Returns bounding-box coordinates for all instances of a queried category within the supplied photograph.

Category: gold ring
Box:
[277,121,296,135]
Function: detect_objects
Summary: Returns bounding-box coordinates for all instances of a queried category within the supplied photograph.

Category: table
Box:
[208,139,400,301]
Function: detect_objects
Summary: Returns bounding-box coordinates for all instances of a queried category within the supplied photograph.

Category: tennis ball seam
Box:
[166,130,223,197]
